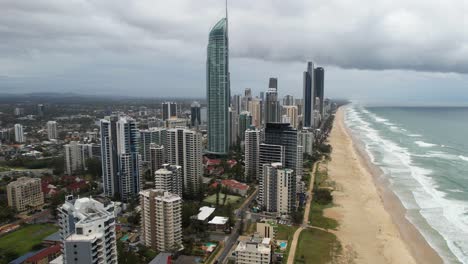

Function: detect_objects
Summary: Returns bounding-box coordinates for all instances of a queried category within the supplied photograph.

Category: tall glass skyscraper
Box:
[303,61,315,128]
[207,17,230,155]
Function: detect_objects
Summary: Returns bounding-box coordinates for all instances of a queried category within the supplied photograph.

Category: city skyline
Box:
[2,1,468,105]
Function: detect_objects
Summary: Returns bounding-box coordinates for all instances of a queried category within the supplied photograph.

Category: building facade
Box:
[47,121,58,140]
[244,129,260,182]
[58,196,117,264]
[303,61,315,128]
[7,177,44,212]
[139,190,182,252]
[154,164,183,197]
[14,123,25,143]
[262,163,294,214]
[207,17,230,155]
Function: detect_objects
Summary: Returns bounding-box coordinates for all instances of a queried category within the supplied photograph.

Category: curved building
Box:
[207,17,230,155]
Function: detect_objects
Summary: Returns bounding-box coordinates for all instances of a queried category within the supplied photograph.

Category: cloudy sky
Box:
[1,0,468,104]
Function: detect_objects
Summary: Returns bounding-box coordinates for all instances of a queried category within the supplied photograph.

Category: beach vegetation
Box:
[294,228,342,264]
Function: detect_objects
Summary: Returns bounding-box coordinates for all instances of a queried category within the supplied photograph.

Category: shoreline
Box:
[324,107,443,264]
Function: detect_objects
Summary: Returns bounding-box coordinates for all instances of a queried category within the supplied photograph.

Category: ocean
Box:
[344,105,468,264]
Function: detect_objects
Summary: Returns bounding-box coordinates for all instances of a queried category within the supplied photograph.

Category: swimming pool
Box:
[120,234,129,241]
[279,241,287,250]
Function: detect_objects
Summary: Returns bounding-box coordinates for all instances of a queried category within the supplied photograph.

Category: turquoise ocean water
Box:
[344,105,468,264]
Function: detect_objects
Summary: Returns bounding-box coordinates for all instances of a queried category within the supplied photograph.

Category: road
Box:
[215,187,258,264]
[287,159,320,264]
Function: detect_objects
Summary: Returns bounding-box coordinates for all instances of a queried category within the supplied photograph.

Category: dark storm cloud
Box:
[1,0,467,73]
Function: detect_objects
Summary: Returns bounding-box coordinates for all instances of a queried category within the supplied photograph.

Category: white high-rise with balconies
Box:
[58,196,117,264]
[154,164,183,197]
[139,190,182,252]
[14,123,24,143]
[166,128,202,196]
[244,129,260,182]
[47,121,58,140]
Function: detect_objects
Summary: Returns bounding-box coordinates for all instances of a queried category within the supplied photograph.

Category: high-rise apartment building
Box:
[100,116,141,202]
[262,163,295,214]
[14,123,25,143]
[37,104,45,117]
[139,128,167,163]
[303,61,315,128]
[264,78,281,124]
[248,99,263,128]
[244,128,260,182]
[229,107,239,146]
[7,177,44,212]
[191,101,201,127]
[283,105,298,128]
[299,130,314,155]
[282,95,294,106]
[162,102,177,121]
[150,143,165,176]
[140,190,182,252]
[207,16,230,155]
[232,94,242,116]
[47,121,58,140]
[166,128,202,196]
[314,67,325,118]
[58,196,117,264]
[154,164,183,197]
[64,141,95,175]
[238,111,252,141]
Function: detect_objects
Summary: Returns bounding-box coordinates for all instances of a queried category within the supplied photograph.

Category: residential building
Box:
[238,111,252,141]
[14,123,25,143]
[229,107,239,146]
[7,177,44,212]
[47,121,58,140]
[139,190,182,252]
[191,101,201,127]
[150,144,165,176]
[154,164,183,197]
[256,220,276,239]
[58,196,117,264]
[64,141,95,175]
[314,67,325,118]
[244,128,260,182]
[248,99,263,128]
[264,78,281,124]
[162,102,177,121]
[207,16,230,155]
[234,235,271,264]
[262,163,294,214]
[166,128,203,196]
[140,128,167,163]
[283,105,298,128]
[282,95,294,106]
[100,117,119,198]
[299,130,314,155]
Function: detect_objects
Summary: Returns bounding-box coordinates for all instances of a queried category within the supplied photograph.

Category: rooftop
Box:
[208,216,229,225]
[197,206,216,221]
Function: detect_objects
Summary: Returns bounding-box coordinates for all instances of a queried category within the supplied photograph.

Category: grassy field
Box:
[0,224,58,256]
[308,202,338,230]
[294,228,341,264]
[203,193,241,205]
[275,224,298,263]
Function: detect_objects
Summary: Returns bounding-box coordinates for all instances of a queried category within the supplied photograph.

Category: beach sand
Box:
[324,107,443,264]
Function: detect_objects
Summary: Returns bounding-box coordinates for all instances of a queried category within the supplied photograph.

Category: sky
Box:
[1,0,468,105]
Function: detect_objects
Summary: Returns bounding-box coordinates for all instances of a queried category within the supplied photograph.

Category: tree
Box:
[85,157,101,178]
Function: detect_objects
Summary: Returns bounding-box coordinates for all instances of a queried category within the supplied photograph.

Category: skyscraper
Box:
[248,99,263,128]
[166,128,202,196]
[314,67,325,118]
[283,105,298,128]
[264,77,281,124]
[154,164,183,197]
[244,128,260,182]
[116,117,141,202]
[162,102,177,121]
[239,111,252,141]
[191,101,201,127]
[140,190,182,252]
[47,121,58,140]
[64,141,95,175]
[232,94,242,116]
[14,123,24,143]
[262,163,294,214]
[229,107,239,146]
[282,95,294,106]
[150,143,165,176]
[207,15,230,155]
[303,61,315,128]
[59,196,117,264]
[100,116,141,202]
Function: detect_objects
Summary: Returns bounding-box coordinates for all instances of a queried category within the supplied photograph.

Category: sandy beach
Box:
[324,107,443,264]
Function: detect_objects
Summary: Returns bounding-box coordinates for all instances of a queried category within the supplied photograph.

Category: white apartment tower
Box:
[154,164,183,197]
[14,123,25,143]
[261,163,294,214]
[150,143,165,176]
[64,141,95,175]
[139,190,182,252]
[58,196,117,264]
[47,121,58,140]
[166,128,202,196]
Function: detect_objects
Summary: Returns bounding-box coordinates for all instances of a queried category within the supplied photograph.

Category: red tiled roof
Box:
[25,244,61,262]
[221,179,249,191]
